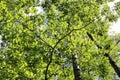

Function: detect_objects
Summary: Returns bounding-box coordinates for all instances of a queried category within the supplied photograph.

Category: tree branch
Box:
[87,32,120,78]
[104,53,120,77]
[39,36,53,49]
[45,17,101,80]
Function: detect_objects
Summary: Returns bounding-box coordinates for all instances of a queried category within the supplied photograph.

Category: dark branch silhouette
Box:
[104,53,120,77]
[87,32,120,78]
[44,18,101,80]
[87,32,102,49]
[87,32,94,41]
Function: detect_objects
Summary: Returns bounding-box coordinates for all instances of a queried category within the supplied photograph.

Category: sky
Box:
[108,0,120,35]
[37,0,120,35]
[109,19,120,35]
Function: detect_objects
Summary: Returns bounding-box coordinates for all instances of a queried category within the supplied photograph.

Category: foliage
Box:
[0,0,120,80]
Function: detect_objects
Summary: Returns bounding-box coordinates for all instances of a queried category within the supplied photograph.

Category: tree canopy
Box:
[0,0,120,80]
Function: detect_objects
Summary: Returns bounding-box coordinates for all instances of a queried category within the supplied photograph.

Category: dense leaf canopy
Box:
[0,0,120,80]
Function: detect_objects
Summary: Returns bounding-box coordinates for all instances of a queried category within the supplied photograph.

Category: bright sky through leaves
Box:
[109,19,120,35]
[109,0,120,35]
[37,0,120,35]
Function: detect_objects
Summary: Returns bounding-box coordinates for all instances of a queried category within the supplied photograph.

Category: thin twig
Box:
[39,36,53,49]
[44,18,100,80]
[109,40,120,53]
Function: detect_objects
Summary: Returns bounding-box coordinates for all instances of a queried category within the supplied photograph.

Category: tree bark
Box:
[104,53,120,77]
[72,54,82,80]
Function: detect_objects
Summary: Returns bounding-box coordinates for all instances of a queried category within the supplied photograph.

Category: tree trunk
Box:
[104,53,120,77]
[72,54,82,80]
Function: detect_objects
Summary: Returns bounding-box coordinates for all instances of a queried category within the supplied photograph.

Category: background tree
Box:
[0,0,120,80]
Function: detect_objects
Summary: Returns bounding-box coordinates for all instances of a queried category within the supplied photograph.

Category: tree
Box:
[87,31,120,78]
[0,0,120,80]
[107,33,120,78]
